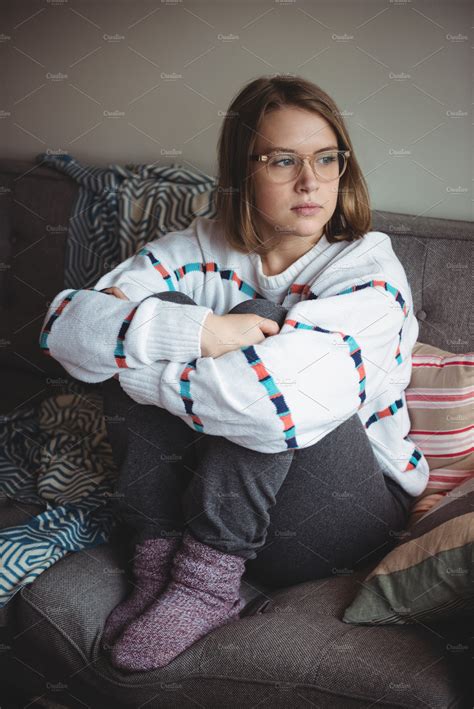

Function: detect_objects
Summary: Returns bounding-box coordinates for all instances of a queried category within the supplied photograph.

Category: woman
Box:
[39,75,427,672]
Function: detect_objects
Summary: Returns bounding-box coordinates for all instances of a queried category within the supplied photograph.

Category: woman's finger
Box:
[102,287,129,300]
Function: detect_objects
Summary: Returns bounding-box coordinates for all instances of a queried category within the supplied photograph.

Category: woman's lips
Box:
[291,205,322,216]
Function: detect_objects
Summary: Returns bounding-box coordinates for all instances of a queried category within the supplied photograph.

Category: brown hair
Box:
[215,74,372,256]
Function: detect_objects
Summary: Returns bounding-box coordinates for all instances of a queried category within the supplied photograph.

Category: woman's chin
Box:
[290,220,325,237]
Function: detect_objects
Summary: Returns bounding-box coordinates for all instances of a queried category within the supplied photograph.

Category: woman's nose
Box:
[296,159,320,189]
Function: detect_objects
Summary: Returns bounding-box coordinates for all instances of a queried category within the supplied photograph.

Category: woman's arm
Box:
[39,248,213,383]
[117,277,410,452]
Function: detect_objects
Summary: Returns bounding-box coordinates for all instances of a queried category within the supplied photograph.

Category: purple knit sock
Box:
[110,529,246,671]
[101,535,181,650]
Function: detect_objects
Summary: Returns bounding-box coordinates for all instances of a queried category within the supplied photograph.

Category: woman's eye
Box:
[273,155,296,167]
[317,154,337,165]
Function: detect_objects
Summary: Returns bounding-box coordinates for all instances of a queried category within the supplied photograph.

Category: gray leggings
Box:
[102,291,414,588]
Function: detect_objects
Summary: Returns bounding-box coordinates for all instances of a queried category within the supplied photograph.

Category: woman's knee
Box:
[228,298,288,328]
[149,290,197,305]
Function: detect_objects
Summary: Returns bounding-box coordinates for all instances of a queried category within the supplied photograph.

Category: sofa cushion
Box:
[342,476,474,626]
[9,538,467,707]
[404,342,474,528]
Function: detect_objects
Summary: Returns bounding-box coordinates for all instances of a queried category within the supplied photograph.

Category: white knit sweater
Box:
[40,216,429,496]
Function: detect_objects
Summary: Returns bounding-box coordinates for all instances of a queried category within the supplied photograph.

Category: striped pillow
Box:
[342,476,474,625]
[404,342,474,529]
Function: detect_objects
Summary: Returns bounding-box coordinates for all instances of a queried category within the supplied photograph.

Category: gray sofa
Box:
[0,159,472,708]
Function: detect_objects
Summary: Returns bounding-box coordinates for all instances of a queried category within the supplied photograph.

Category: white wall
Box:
[0,0,472,220]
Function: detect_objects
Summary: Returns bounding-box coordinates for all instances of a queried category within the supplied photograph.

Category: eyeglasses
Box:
[250,149,351,184]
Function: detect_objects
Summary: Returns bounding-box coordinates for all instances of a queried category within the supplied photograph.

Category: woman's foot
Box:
[110,529,246,671]
[102,535,181,649]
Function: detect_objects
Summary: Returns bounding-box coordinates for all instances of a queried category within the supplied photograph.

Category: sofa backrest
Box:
[371,209,472,353]
[0,159,472,412]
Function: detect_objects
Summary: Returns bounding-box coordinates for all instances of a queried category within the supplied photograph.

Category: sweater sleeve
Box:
[117,276,410,453]
[39,243,213,383]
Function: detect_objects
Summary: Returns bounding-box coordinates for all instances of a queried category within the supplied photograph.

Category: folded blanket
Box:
[0,382,117,608]
[35,153,217,289]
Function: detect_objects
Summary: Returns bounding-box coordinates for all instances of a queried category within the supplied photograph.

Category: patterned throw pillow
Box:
[342,476,474,625]
[404,342,474,529]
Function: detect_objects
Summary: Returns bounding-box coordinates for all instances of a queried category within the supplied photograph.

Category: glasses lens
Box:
[267,151,346,183]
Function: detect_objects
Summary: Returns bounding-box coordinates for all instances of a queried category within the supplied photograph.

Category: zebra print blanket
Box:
[0,383,116,608]
[36,152,218,289]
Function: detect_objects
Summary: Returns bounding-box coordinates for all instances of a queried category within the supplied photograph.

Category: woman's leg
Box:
[103,293,293,552]
[102,291,203,545]
[180,296,297,558]
[244,415,414,588]
[101,291,204,648]
[227,302,413,586]
[109,296,300,671]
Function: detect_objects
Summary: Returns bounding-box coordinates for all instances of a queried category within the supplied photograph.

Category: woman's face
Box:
[249,106,341,249]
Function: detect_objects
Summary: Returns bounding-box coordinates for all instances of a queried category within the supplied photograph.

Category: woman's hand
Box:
[101,286,129,300]
[102,288,280,359]
[201,312,280,358]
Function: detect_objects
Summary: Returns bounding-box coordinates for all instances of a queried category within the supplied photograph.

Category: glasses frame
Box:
[250,148,351,183]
